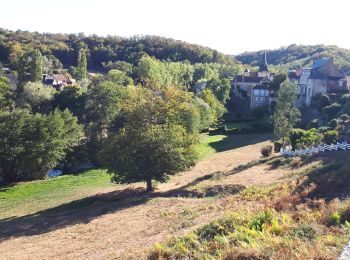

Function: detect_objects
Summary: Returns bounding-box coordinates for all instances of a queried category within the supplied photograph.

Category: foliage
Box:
[0,29,238,67]
[269,73,287,92]
[106,69,133,86]
[261,145,272,158]
[322,103,342,120]
[317,94,331,111]
[30,49,43,82]
[290,128,321,150]
[99,87,198,191]
[273,141,283,153]
[323,130,338,145]
[236,43,350,70]
[205,77,231,103]
[272,82,300,145]
[0,76,14,110]
[0,109,83,182]
[199,89,226,124]
[53,85,86,120]
[17,81,55,111]
[77,48,87,80]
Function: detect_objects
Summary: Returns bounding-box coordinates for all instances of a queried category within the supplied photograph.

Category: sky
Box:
[1,0,349,54]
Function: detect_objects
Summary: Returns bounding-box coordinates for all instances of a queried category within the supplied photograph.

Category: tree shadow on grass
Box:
[0,187,149,241]
[209,133,272,153]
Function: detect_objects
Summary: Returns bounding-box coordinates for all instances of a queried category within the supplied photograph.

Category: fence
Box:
[280,142,350,157]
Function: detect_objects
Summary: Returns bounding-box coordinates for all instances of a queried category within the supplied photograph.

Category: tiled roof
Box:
[233,75,262,83]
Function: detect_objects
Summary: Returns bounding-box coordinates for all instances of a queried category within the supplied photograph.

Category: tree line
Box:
[0,28,240,71]
[0,45,236,191]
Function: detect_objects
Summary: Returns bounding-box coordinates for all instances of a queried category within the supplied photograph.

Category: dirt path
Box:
[0,134,281,260]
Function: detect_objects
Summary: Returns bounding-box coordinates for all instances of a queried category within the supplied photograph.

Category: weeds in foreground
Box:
[149,179,350,259]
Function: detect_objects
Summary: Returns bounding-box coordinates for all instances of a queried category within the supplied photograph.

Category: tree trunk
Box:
[146,179,153,192]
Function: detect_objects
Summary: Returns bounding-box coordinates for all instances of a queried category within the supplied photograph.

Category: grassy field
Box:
[196,132,272,159]
[0,169,114,219]
[224,120,255,130]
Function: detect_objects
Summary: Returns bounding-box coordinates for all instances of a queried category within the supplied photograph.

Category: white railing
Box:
[280,142,350,157]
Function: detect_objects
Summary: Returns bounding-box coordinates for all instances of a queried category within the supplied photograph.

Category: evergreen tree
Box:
[31,49,43,82]
[77,48,87,80]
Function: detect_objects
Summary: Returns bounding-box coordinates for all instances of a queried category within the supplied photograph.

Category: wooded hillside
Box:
[0,28,238,69]
[235,44,350,70]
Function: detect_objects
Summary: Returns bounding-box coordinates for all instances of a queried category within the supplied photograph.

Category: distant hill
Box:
[235,44,350,71]
[0,28,237,69]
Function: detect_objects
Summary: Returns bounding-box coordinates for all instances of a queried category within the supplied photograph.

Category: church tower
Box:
[259,52,269,72]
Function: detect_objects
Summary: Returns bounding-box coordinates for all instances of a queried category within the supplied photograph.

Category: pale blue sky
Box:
[1,0,349,54]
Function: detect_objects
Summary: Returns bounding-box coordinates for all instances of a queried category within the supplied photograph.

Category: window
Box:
[254,89,260,96]
[255,97,259,101]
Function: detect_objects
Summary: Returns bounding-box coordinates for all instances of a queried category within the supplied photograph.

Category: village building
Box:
[43,74,75,90]
[292,58,350,107]
[231,52,274,110]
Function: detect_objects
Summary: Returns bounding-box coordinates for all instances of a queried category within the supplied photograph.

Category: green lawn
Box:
[223,121,254,130]
[0,169,114,219]
[196,132,272,159]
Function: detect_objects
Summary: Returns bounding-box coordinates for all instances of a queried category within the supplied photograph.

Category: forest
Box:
[236,43,350,70]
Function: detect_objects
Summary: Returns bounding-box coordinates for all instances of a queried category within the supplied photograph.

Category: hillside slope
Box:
[235,44,350,70]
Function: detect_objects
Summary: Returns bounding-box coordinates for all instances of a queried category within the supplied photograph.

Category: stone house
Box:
[231,52,274,110]
[293,58,349,107]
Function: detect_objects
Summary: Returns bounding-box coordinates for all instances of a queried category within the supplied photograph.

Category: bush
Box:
[322,103,342,120]
[343,102,350,115]
[328,119,338,129]
[341,94,350,105]
[317,94,331,111]
[290,128,305,150]
[323,130,338,145]
[273,141,283,153]
[307,119,319,129]
[291,224,317,241]
[250,105,269,118]
[261,145,272,158]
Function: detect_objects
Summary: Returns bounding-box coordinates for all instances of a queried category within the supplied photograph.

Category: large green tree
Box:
[99,87,198,191]
[0,109,83,182]
[273,81,300,145]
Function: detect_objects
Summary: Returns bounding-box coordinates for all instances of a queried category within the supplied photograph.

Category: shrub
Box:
[261,145,272,158]
[341,94,350,105]
[328,119,338,129]
[290,128,305,150]
[343,102,350,115]
[317,94,331,111]
[249,210,273,231]
[308,119,319,129]
[250,105,269,118]
[291,224,317,241]
[323,130,338,145]
[322,103,342,120]
[274,141,283,152]
[328,212,341,226]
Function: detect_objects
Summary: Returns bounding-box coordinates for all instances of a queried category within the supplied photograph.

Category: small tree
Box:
[77,48,87,80]
[273,81,300,145]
